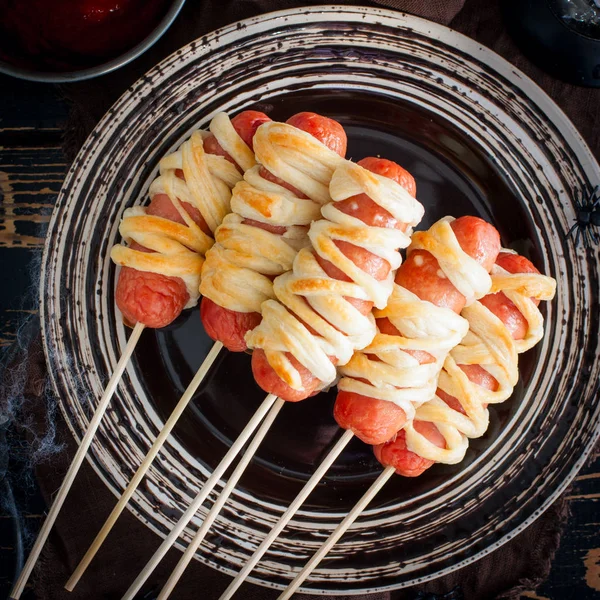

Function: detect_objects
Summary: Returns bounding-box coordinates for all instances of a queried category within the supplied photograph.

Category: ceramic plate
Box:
[40,5,600,595]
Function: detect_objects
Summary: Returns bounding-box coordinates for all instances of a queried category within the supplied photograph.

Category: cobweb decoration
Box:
[0,242,97,567]
[0,316,62,473]
[0,253,62,560]
[1,250,64,460]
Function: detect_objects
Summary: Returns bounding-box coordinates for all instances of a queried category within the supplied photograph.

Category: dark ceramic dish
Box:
[0,0,186,83]
[40,6,600,595]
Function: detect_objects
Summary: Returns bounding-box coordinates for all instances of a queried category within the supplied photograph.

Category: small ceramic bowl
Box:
[0,0,186,83]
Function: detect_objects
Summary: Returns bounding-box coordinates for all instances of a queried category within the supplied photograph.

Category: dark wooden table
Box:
[0,73,598,600]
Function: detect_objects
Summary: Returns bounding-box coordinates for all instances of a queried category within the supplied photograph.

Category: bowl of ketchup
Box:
[0,0,186,82]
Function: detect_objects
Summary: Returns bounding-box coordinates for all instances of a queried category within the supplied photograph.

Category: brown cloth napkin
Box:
[23,0,597,599]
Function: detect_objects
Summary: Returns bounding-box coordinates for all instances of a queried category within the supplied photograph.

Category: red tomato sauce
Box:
[0,0,172,72]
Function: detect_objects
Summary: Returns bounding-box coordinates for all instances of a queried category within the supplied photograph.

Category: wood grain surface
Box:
[0,72,597,600]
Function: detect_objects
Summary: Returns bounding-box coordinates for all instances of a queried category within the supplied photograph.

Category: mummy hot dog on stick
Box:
[375,250,557,475]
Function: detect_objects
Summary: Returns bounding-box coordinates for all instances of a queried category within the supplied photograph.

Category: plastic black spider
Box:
[565,185,600,248]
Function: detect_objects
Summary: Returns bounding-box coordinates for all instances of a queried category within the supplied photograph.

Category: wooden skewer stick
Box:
[277,466,395,600]
[157,396,286,600]
[10,322,145,600]
[65,341,225,591]
[220,429,355,600]
[121,392,279,600]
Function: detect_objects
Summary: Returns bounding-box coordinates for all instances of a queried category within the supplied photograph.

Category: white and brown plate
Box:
[40,6,600,595]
